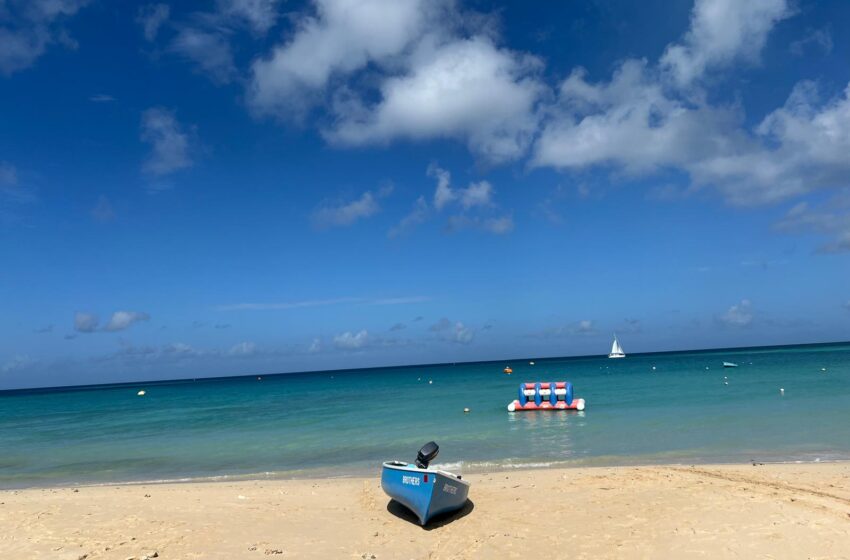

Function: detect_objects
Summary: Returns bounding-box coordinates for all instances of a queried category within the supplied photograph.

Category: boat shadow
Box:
[386,499,475,530]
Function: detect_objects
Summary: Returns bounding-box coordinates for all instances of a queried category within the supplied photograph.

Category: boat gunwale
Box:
[381,461,471,487]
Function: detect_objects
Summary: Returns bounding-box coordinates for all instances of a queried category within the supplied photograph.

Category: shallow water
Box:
[1,343,848,488]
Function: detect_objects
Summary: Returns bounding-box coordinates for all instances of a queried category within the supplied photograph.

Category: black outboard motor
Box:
[415,441,439,469]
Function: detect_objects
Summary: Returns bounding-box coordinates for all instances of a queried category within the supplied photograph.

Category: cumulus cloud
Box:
[334,329,369,350]
[312,189,382,228]
[326,36,545,162]
[429,164,454,211]
[104,311,150,332]
[0,0,90,75]
[718,299,754,327]
[660,0,793,87]
[248,0,443,117]
[137,3,170,41]
[571,320,596,335]
[74,312,99,333]
[140,107,194,176]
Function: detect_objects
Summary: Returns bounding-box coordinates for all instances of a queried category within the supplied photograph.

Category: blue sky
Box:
[1,0,849,389]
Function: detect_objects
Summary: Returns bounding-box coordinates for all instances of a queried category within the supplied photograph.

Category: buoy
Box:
[780,388,784,396]
[529,361,535,365]
[257,376,262,381]
[417,377,421,381]
[723,381,728,386]
[463,407,470,413]
[504,366,513,374]
[651,366,656,371]
[428,380,433,384]
[137,390,146,396]
[821,368,827,372]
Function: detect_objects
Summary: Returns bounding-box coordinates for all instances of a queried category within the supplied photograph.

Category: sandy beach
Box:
[2,462,849,559]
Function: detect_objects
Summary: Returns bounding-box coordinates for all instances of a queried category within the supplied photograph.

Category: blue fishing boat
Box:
[381,442,470,525]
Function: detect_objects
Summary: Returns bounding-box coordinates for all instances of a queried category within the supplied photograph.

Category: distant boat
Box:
[381,442,470,525]
[608,335,626,359]
[723,362,738,368]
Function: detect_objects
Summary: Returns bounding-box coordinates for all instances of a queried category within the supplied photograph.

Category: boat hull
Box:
[507,398,585,412]
[380,462,470,525]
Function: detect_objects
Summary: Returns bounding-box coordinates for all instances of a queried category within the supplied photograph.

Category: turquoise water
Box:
[1,343,849,488]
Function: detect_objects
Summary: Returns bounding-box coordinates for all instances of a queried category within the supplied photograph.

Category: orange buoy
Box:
[504,366,513,374]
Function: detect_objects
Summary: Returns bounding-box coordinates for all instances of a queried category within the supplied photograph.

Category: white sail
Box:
[609,335,625,358]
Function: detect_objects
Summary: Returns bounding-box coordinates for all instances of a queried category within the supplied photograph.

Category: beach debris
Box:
[137,390,146,396]
[463,407,470,413]
[264,549,284,555]
[143,553,158,559]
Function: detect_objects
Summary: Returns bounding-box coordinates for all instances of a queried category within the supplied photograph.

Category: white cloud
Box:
[170,27,236,84]
[790,27,833,57]
[229,341,257,355]
[572,320,596,335]
[334,329,369,350]
[459,180,493,210]
[104,311,150,332]
[308,338,321,353]
[1,354,34,373]
[217,0,281,34]
[719,299,754,327]
[140,107,194,176]
[74,312,99,333]
[89,93,116,103]
[429,164,454,211]
[137,3,170,42]
[0,0,90,75]
[312,189,381,228]
[775,194,850,254]
[660,0,793,87]
[247,0,443,117]
[326,36,545,162]
[388,195,429,238]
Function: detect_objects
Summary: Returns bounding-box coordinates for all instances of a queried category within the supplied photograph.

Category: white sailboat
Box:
[608,334,626,359]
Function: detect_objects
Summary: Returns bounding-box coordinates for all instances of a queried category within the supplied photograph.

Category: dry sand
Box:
[2,463,849,559]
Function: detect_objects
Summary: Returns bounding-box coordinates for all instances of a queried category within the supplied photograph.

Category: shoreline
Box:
[2,462,848,558]
[5,455,850,492]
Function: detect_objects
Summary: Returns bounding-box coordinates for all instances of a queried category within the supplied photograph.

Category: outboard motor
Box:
[415,441,439,469]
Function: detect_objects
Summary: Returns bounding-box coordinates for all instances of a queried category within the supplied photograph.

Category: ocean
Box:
[1,342,848,488]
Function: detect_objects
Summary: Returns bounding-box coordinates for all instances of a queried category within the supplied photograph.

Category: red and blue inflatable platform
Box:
[507,381,586,412]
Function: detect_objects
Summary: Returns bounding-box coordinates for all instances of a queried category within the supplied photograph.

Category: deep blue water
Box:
[1,343,848,488]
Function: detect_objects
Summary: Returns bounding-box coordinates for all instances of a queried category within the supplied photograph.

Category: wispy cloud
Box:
[90,195,116,222]
[218,295,428,311]
[89,93,116,103]
[137,3,170,42]
[429,317,474,344]
[140,107,195,176]
[74,312,99,333]
[312,184,392,229]
[790,27,833,57]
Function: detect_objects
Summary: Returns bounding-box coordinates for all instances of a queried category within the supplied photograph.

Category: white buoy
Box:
[463,407,470,413]
[705,367,710,370]
[428,380,433,384]
[137,390,146,396]
[652,366,656,371]
[821,368,827,372]
[529,361,535,365]
[780,388,785,396]
[507,402,516,412]
[723,381,728,386]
